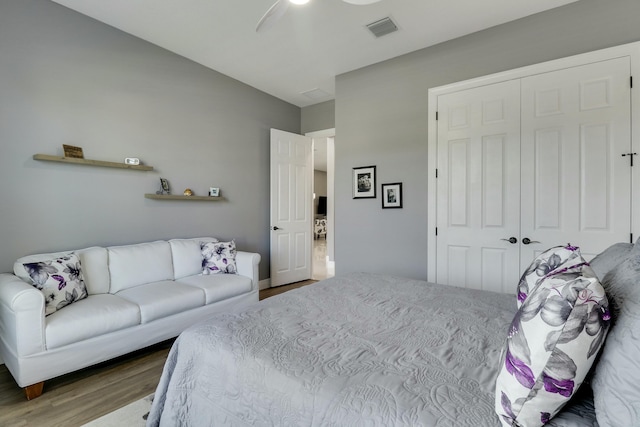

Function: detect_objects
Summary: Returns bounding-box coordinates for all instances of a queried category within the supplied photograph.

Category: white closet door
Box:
[520,57,632,265]
[436,80,521,293]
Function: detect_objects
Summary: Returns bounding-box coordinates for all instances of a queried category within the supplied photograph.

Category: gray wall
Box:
[335,0,640,280]
[0,0,300,279]
[301,100,335,134]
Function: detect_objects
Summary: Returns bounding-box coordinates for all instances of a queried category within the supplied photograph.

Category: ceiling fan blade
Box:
[256,0,290,32]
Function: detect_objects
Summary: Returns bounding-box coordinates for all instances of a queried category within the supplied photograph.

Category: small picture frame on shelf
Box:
[62,144,84,159]
[353,166,376,199]
[381,182,402,209]
[157,178,170,195]
[209,187,220,197]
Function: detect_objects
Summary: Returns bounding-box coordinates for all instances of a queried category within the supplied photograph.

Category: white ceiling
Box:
[50,0,578,108]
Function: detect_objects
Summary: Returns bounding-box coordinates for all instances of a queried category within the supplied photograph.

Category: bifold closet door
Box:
[520,57,632,266]
[436,80,521,293]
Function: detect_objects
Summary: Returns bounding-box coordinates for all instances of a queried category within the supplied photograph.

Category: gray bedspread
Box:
[147,273,599,426]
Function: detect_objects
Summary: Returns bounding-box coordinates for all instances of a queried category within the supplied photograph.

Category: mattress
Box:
[147,272,599,426]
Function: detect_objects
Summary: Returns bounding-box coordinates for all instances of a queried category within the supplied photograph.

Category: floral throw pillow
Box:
[23,253,88,316]
[495,245,611,427]
[201,241,237,275]
[517,244,587,308]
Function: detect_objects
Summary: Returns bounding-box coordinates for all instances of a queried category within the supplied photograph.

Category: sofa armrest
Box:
[0,274,46,357]
[235,252,261,291]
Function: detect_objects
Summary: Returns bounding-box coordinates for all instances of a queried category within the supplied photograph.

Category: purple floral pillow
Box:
[23,253,88,316]
[201,241,237,275]
[517,244,587,309]
[495,245,611,426]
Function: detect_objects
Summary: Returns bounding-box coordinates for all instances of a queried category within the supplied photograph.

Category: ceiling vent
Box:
[301,88,331,100]
[366,17,398,38]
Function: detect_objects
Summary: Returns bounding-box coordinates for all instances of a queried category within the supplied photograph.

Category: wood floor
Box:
[0,280,316,427]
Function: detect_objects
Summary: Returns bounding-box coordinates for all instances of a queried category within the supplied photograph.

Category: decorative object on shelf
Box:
[209,187,220,197]
[62,144,84,159]
[183,188,194,196]
[124,157,140,165]
[382,182,403,209]
[352,165,376,199]
[156,178,171,195]
[33,154,153,171]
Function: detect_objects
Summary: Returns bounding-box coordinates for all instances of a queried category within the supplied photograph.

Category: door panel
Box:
[270,129,312,287]
[520,57,631,267]
[437,80,521,293]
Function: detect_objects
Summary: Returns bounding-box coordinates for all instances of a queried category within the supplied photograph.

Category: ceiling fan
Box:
[256,0,383,32]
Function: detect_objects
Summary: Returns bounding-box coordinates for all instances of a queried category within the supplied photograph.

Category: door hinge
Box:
[435,168,438,178]
[435,227,438,236]
[436,111,439,121]
[631,76,633,88]
[631,233,634,243]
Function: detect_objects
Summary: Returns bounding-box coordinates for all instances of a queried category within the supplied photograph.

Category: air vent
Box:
[301,88,331,100]
[366,17,398,38]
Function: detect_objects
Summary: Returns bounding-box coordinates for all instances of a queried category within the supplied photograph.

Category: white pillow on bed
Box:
[496,245,611,427]
[591,245,640,427]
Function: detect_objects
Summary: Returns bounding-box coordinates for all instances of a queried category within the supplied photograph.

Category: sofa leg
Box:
[24,382,44,400]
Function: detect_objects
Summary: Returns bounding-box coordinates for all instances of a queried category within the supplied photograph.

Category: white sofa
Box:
[0,237,260,399]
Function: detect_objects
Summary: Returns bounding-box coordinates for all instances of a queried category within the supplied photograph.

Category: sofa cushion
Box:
[201,240,237,274]
[45,294,140,349]
[169,237,218,279]
[108,241,174,293]
[178,273,253,304]
[591,245,640,427]
[495,245,611,426]
[22,253,88,316]
[116,281,204,323]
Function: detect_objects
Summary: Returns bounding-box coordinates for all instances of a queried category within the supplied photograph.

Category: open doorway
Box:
[307,129,335,281]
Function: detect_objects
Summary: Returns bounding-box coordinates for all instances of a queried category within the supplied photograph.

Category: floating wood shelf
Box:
[145,194,223,201]
[33,154,154,171]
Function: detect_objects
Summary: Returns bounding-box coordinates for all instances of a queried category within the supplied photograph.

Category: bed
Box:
[147,268,613,427]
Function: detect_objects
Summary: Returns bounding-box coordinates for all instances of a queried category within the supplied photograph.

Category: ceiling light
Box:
[289,0,310,4]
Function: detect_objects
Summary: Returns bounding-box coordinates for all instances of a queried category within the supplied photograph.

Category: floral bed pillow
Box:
[495,245,611,427]
[23,253,88,316]
[201,240,237,274]
[516,244,587,308]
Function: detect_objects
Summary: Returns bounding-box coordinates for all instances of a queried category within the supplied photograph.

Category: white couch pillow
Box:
[169,237,218,279]
[108,241,173,293]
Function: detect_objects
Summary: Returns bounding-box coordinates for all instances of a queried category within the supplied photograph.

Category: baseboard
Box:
[259,279,271,290]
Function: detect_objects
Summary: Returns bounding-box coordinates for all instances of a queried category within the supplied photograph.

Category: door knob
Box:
[272,226,281,231]
[501,237,518,244]
[522,237,540,245]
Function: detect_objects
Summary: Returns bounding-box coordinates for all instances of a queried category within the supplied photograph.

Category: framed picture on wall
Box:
[353,166,376,199]
[382,182,402,208]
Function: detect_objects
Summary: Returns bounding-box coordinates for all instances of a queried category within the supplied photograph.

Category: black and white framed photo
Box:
[158,178,170,195]
[209,187,220,197]
[353,166,376,199]
[381,182,402,208]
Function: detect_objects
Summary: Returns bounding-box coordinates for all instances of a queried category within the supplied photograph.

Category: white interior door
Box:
[436,80,522,293]
[270,129,313,287]
[520,57,632,264]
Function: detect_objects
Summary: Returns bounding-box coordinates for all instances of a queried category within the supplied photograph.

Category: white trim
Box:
[259,278,271,290]
[427,41,640,283]
[305,128,335,138]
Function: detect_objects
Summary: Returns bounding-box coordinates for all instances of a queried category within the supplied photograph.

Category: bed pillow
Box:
[588,241,634,281]
[496,246,611,427]
[201,240,237,274]
[22,253,88,315]
[591,246,640,427]
[517,244,586,308]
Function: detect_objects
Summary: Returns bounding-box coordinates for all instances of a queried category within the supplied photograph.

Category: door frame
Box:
[427,41,640,283]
